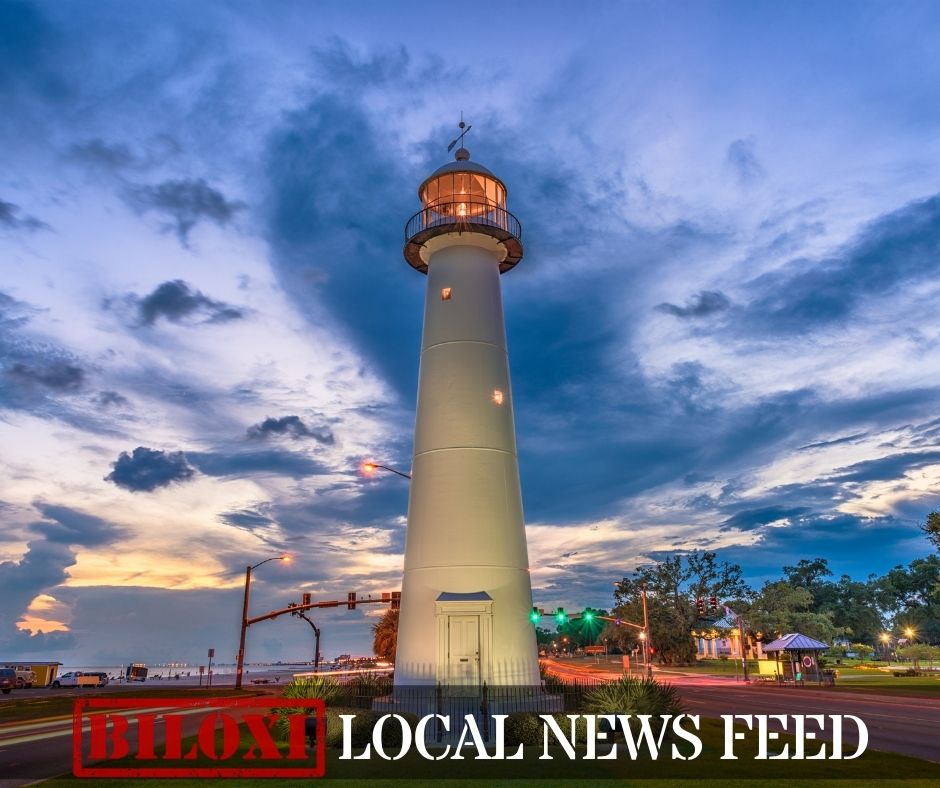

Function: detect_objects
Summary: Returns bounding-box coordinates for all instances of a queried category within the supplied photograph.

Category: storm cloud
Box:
[656,290,732,319]
[123,178,244,244]
[133,280,244,326]
[0,198,47,231]
[105,447,196,492]
[247,415,335,444]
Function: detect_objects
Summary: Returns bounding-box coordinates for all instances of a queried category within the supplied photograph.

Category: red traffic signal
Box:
[302,592,311,607]
[709,595,718,611]
[347,592,357,610]
[391,591,401,610]
[696,598,705,615]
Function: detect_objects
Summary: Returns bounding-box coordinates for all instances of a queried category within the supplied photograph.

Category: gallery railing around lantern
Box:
[403,200,524,274]
[404,201,522,243]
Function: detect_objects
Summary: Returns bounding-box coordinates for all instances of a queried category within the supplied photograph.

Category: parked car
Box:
[0,668,16,694]
[52,671,102,688]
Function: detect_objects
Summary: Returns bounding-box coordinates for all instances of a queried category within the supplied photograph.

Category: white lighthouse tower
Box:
[395,131,540,687]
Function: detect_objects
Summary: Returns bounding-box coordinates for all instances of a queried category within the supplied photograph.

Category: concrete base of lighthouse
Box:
[394,568,540,686]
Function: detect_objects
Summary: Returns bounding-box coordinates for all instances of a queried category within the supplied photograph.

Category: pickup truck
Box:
[52,671,102,688]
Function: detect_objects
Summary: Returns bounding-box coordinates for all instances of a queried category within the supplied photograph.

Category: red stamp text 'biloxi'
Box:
[72,696,325,778]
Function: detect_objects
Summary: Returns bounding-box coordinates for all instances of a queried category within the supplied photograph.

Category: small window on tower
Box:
[492,389,504,405]
[441,288,452,301]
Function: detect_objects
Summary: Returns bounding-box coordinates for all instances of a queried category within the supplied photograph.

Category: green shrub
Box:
[502,712,589,747]
[584,676,684,717]
[584,677,685,742]
[502,713,543,746]
[273,676,342,740]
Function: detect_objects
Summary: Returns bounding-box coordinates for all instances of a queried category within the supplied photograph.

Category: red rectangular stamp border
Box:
[73,696,325,778]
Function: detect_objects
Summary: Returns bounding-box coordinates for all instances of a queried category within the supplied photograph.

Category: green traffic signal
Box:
[583,610,594,622]
[530,607,540,624]
[556,607,567,624]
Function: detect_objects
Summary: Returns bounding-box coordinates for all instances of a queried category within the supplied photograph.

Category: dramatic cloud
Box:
[133,279,244,326]
[655,290,732,319]
[93,390,129,408]
[105,447,196,492]
[0,540,77,654]
[30,504,124,547]
[4,360,84,391]
[726,137,765,185]
[246,415,335,444]
[743,193,940,333]
[187,450,326,479]
[0,197,47,231]
[123,178,244,244]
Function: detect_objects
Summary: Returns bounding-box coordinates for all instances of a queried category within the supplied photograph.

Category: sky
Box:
[1,0,939,665]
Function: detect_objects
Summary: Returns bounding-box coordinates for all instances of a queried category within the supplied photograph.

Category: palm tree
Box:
[372,609,399,662]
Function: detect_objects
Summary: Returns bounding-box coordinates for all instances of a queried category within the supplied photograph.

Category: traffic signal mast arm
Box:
[531,608,646,631]
[246,592,399,627]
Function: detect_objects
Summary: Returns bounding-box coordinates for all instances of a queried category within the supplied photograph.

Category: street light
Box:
[880,632,891,661]
[235,554,290,690]
[360,459,412,480]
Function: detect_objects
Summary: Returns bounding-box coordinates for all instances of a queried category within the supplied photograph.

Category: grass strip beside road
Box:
[0,688,258,725]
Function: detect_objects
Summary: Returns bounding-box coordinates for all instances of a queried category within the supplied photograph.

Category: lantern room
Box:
[404,147,523,275]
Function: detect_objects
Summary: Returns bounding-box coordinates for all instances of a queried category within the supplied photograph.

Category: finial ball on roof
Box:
[454,147,470,161]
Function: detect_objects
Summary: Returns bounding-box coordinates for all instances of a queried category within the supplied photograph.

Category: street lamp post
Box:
[879,632,891,661]
[235,554,290,690]
[360,460,411,480]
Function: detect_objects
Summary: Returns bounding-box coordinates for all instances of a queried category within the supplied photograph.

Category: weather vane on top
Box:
[447,114,472,153]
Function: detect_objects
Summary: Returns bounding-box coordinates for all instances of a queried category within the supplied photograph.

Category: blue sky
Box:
[1,0,939,664]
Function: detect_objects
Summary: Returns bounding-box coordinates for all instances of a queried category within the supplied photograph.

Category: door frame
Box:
[434,593,493,686]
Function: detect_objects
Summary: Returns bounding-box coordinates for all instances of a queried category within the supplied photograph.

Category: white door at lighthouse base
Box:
[435,592,493,686]
[447,615,480,685]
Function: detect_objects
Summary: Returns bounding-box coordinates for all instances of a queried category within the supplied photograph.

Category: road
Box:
[543,658,940,763]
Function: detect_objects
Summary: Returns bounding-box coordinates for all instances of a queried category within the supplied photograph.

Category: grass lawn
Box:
[0,688,257,724]
[828,674,940,697]
[47,714,939,785]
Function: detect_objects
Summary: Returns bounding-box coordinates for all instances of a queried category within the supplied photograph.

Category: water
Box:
[60,662,317,680]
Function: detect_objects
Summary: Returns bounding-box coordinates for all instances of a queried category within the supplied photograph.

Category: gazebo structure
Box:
[762,633,829,684]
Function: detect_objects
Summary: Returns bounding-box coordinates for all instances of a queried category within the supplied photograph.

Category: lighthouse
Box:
[394,130,540,687]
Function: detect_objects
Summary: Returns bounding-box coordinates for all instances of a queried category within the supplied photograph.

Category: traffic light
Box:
[347,592,357,610]
[696,598,705,616]
[583,610,594,622]
[530,607,540,624]
[556,607,567,624]
[391,591,401,610]
[709,595,718,611]
[302,592,311,607]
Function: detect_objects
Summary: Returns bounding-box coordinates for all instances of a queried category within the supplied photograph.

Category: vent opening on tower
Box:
[441,287,452,301]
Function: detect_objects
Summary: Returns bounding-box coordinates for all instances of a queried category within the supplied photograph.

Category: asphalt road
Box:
[543,658,940,764]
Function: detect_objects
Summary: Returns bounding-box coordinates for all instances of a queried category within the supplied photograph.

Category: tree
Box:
[612,551,751,665]
[747,580,836,643]
[372,609,398,662]
[850,643,875,659]
[922,511,940,552]
[875,556,940,644]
